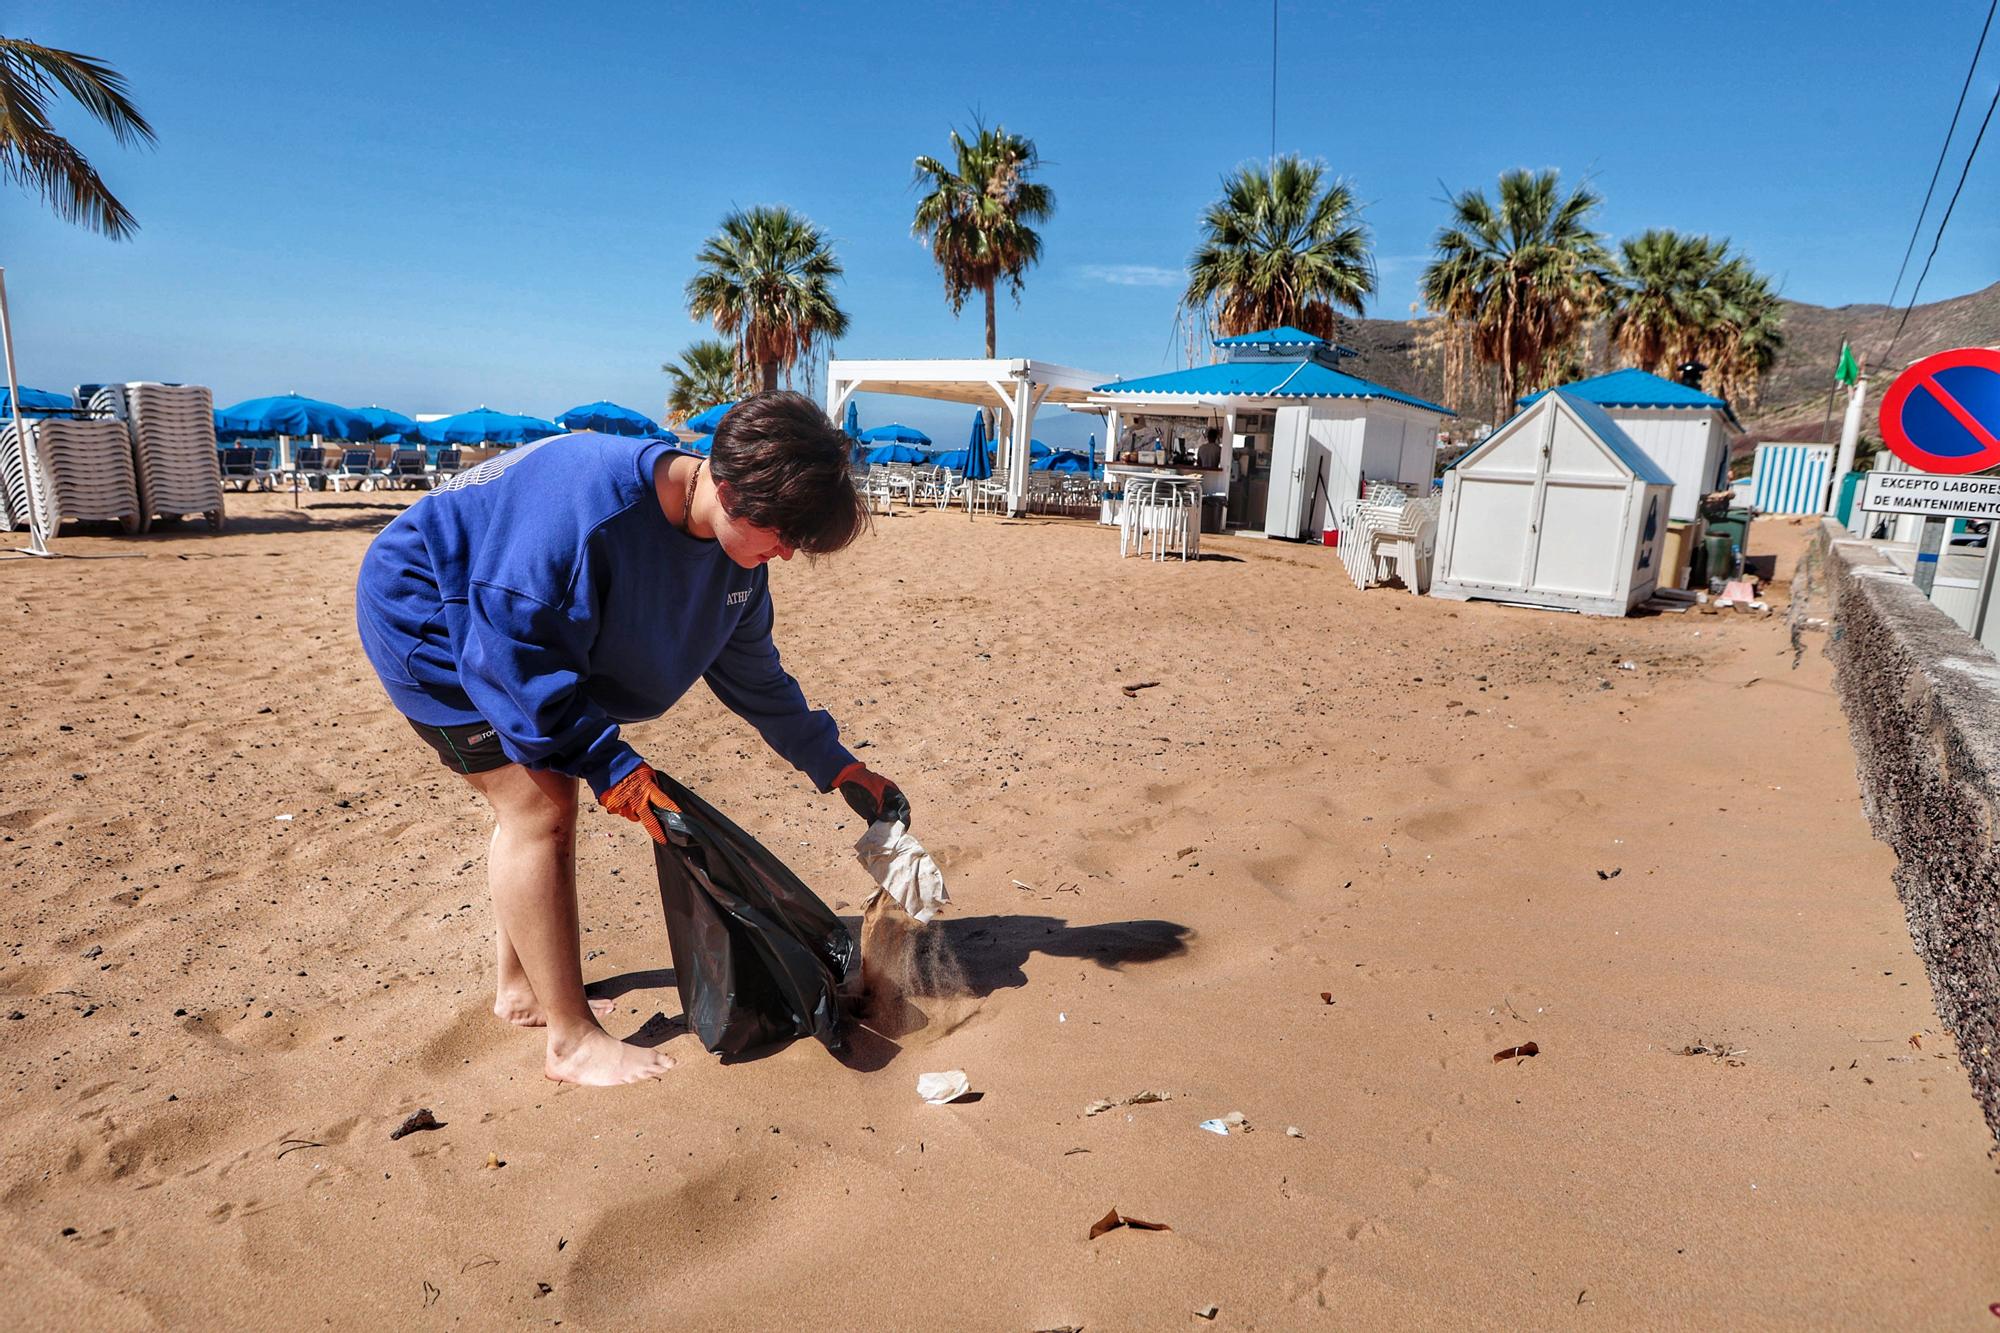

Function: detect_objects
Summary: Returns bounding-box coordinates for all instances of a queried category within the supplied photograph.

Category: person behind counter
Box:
[1196,427,1221,470]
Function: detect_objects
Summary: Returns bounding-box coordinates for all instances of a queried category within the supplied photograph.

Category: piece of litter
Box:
[388,1108,441,1140]
[1198,1119,1230,1136]
[484,1153,502,1170]
[1596,868,1622,880]
[1319,992,1335,1004]
[1286,1126,1304,1139]
[1119,680,1162,698]
[1089,1090,1171,1117]
[1618,661,1636,671]
[1058,1012,1066,1023]
[916,1070,971,1104]
[274,814,293,822]
[1088,1207,1170,1240]
[1493,1041,1540,1063]
[1195,1305,1219,1320]
[854,820,949,923]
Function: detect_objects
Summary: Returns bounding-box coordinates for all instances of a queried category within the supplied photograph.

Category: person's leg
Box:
[493,902,613,1026]
[464,763,673,1086]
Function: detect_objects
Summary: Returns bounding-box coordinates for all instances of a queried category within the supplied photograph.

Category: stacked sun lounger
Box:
[89,383,225,529]
[1,418,144,533]
[0,422,41,532]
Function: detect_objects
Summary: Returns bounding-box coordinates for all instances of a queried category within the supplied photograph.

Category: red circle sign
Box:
[1879,346,2000,475]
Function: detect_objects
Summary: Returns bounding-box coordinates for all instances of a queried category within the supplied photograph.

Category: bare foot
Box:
[494,987,616,1028]
[544,1026,676,1086]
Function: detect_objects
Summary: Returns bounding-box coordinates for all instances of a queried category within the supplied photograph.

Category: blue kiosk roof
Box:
[1093,359,1453,416]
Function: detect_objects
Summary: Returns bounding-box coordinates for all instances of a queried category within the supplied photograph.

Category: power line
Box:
[1882,0,1997,317]
[1881,68,2000,370]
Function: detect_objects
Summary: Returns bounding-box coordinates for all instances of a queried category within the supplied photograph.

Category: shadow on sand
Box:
[594,915,1193,1067]
[836,913,1193,1072]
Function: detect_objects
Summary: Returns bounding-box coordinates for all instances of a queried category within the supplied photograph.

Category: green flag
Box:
[1834,341,1859,387]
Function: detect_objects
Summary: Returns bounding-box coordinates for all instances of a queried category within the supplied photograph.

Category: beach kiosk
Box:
[1431,389,1673,617]
[1519,368,1740,522]
[1081,327,1454,539]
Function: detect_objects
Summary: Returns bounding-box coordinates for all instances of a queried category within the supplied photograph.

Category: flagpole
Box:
[1831,372,1868,521]
[1826,342,1865,518]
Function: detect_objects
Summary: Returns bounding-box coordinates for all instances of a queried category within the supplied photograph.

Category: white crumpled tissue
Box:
[854,819,950,923]
[917,1070,971,1104]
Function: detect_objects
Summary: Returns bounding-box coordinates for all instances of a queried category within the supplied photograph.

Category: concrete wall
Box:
[1800,520,2000,1142]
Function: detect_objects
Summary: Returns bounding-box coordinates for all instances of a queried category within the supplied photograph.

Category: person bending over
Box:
[354,392,908,1086]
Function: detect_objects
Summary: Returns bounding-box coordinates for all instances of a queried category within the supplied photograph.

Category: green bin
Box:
[1701,533,1735,586]
[1705,507,1752,564]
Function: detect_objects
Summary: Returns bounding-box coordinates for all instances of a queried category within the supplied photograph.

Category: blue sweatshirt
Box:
[354,432,853,798]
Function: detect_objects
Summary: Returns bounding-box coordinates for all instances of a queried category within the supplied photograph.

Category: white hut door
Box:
[1265,406,1312,539]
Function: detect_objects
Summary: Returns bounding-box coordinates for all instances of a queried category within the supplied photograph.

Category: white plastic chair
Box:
[1369,496,1439,594]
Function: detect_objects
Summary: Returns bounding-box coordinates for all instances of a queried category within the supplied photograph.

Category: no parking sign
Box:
[1879,346,2000,475]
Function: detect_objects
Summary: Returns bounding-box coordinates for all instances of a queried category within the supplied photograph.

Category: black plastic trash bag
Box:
[649,774,856,1056]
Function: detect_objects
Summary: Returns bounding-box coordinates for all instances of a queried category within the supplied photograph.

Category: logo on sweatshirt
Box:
[726,589,750,606]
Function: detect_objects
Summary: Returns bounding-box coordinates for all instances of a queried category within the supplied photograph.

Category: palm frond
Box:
[0,36,152,239]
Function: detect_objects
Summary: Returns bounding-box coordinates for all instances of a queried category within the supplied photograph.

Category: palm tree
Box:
[1611,229,1784,408]
[0,36,154,239]
[686,206,849,393]
[912,123,1053,358]
[1420,169,1615,416]
[1181,155,1374,343]
[660,338,739,425]
[1610,229,1730,372]
[1706,259,1785,408]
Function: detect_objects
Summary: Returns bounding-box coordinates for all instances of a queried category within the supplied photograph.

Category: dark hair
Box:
[707,391,869,555]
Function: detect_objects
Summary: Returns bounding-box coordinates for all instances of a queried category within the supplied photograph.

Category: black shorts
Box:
[407,718,511,775]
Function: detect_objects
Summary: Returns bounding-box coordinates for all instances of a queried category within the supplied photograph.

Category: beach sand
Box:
[1,494,1994,1328]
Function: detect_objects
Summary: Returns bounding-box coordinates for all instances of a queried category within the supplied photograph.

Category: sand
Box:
[0,494,1994,1329]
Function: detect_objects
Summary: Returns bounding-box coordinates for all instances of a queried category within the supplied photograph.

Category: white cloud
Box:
[1078,263,1182,288]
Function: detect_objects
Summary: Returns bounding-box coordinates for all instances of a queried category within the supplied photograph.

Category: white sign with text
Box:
[1858,470,2000,520]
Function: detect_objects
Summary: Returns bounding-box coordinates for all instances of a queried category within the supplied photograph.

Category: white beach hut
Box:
[1431,389,1674,617]
[1519,368,1739,522]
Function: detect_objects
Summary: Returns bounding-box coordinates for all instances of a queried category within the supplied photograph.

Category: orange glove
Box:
[834,760,911,828]
[601,763,679,844]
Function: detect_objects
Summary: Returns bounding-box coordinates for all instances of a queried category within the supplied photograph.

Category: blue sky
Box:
[8,1,1997,448]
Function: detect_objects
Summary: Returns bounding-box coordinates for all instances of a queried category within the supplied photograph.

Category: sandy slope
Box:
[0,494,1993,1329]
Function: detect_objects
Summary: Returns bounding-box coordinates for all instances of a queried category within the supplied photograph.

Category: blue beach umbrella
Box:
[684,400,738,434]
[216,393,373,441]
[842,400,861,440]
[352,406,420,442]
[557,400,661,436]
[962,413,991,482]
[1035,449,1093,472]
[859,422,932,447]
[419,407,563,446]
[678,432,713,456]
[1029,438,1052,460]
[863,443,929,465]
[930,448,969,471]
[2,386,74,418]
